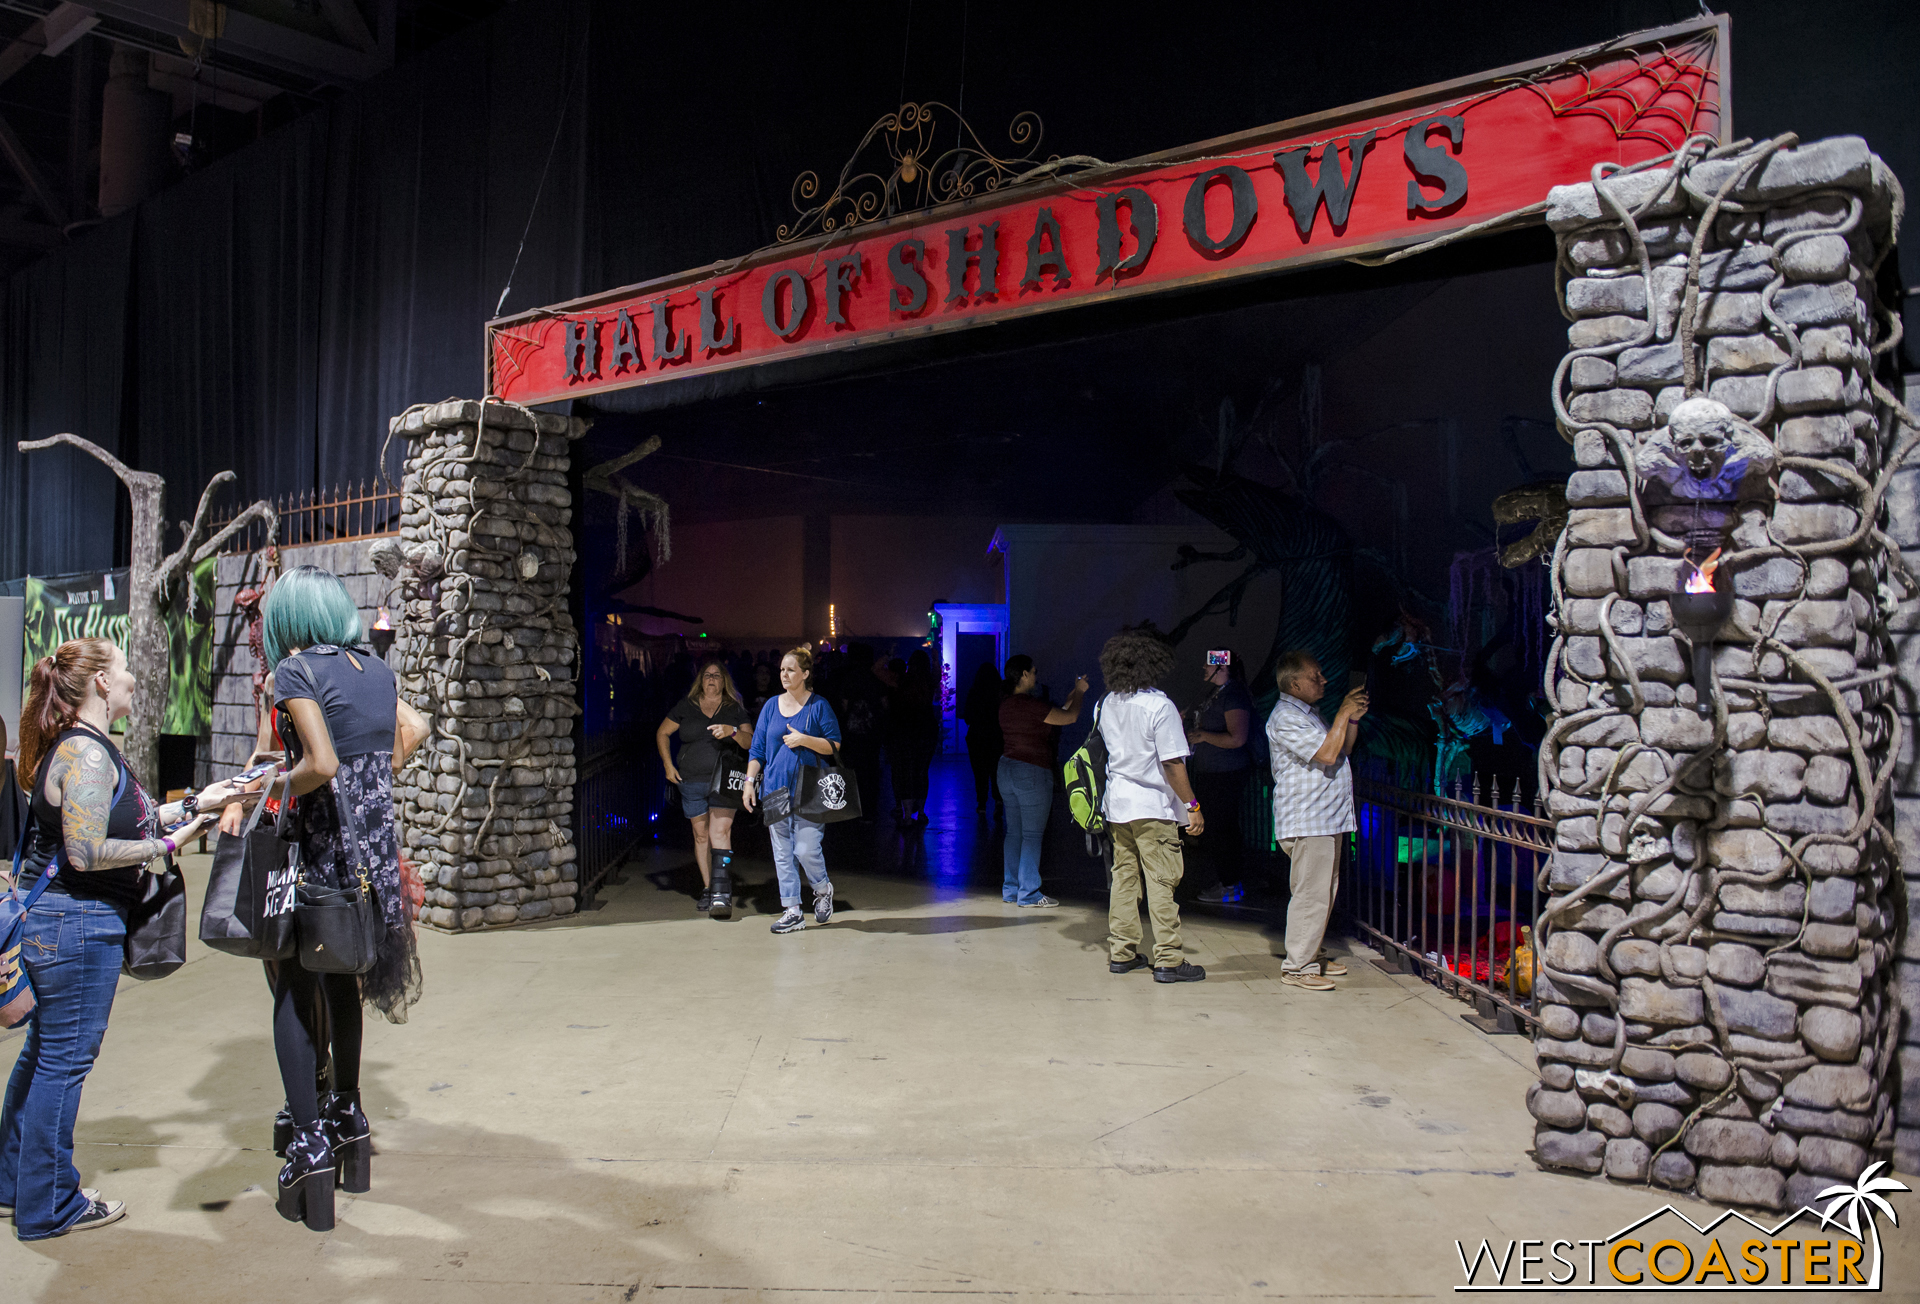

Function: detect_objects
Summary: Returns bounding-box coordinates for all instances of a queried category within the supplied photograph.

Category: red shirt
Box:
[998,694,1055,769]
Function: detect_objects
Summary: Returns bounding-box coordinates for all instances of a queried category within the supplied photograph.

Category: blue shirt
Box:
[749,693,842,794]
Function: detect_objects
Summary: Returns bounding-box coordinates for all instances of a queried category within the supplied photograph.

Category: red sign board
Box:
[488,18,1726,406]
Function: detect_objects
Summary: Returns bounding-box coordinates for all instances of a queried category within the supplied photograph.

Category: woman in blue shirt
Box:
[742,646,842,933]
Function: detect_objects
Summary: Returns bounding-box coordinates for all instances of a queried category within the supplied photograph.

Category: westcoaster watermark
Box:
[1455,1162,1907,1291]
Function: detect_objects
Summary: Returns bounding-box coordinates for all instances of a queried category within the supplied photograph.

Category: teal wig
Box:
[262,565,365,668]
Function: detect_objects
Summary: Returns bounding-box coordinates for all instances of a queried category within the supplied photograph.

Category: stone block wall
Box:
[1534,135,1908,1208]
[203,539,389,784]
[1890,374,1920,1176]
[387,399,585,931]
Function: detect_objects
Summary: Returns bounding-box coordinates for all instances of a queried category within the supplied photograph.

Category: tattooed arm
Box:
[51,738,169,872]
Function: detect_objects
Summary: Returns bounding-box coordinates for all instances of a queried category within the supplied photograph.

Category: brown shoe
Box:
[1319,959,1349,977]
[1279,969,1336,991]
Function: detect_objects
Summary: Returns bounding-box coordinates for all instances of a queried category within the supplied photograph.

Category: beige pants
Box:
[1278,835,1341,973]
[1108,819,1185,967]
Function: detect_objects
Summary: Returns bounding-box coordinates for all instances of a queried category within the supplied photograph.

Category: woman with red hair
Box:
[0,639,217,1239]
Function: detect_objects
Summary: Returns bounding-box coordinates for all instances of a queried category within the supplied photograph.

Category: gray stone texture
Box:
[1542,139,1902,1202]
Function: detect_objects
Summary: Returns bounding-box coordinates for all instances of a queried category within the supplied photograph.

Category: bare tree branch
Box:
[158,469,237,592]
[191,500,278,565]
[17,432,156,491]
[584,435,662,491]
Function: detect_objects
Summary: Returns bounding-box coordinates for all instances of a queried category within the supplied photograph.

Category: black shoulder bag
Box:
[287,652,384,975]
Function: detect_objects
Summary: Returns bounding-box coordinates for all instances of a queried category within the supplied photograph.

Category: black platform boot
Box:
[708,851,734,919]
[275,1123,336,1231]
[273,1105,293,1157]
[323,1090,372,1193]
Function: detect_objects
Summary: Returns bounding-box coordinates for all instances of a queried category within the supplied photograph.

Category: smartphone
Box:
[1348,669,1369,693]
[1206,650,1230,666]
[231,760,279,786]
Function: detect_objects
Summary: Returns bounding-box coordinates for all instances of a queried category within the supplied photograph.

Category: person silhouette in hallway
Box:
[996,656,1086,908]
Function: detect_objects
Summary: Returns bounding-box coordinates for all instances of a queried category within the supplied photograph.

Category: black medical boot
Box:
[323,1090,372,1193]
[707,853,734,920]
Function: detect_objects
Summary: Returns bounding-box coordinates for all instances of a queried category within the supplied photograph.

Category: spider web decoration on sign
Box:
[493,326,547,386]
[1524,33,1721,151]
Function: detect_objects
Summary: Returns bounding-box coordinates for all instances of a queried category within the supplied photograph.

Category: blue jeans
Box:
[769,815,829,908]
[0,895,126,1240]
[998,757,1052,904]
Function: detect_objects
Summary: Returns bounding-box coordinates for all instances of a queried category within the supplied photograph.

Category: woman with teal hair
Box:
[258,565,427,1231]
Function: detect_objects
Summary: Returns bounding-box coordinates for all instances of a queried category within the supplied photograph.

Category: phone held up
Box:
[1206,650,1230,666]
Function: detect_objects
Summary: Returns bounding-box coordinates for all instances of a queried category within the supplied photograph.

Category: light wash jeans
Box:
[997,757,1052,904]
[769,814,830,908]
[0,894,127,1240]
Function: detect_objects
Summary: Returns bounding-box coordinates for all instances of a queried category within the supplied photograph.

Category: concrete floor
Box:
[3,770,1913,1301]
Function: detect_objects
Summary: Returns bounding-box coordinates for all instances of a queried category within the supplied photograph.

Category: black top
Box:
[23,723,157,909]
[274,645,398,761]
[666,695,751,783]
[1189,679,1255,773]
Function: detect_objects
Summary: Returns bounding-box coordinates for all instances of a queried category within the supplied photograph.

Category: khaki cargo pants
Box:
[1107,818,1185,967]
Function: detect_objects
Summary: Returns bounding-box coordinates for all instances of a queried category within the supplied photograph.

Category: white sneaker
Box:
[771,907,805,934]
[60,1196,126,1234]
[1016,896,1059,908]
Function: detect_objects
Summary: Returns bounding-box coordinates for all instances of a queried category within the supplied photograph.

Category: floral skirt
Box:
[295,751,422,1023]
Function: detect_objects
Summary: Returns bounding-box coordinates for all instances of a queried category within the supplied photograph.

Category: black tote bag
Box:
[123,859,188,980]
[795,746,862,823]
[199,772,298,960]
[706,745,750,811]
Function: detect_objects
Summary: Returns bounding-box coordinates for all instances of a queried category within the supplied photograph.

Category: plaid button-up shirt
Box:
[1266,693,1356,839]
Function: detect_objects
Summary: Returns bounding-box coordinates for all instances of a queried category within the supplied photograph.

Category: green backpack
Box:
[1062,697,1110,838]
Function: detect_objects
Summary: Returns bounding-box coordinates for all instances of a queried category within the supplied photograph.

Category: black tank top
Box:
[21,723,157,909]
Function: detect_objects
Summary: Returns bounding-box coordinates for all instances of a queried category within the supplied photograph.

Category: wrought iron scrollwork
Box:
[777,102,1099,244]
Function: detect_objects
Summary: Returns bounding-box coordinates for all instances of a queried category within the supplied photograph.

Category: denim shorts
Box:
[678,779,712,818]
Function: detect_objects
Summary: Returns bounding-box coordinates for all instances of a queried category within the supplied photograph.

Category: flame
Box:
[1683,548,1722,594]
[373,606,393,631]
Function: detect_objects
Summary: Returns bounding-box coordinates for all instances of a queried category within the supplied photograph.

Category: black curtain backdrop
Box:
[2,0,1914,578]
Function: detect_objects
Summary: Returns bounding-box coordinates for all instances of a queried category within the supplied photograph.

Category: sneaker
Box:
[59,1196,126,1234]
[771,907,806,934]
[1016,896,1059,908]
[1153,961,1207,983]
[813,884,833,925]
[1280,969,1337,991]
[1195,884,1244,905]
[694,892,713,912]
[5,1188,100,1221]
[1108,955,1150,974]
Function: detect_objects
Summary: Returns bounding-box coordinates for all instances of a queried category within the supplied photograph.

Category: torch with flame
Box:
[369,606,396,659]
[1683,548,1722,595]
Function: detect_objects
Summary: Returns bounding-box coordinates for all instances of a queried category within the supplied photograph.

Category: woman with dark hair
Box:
[996,655,1086,908]
[0,639,220,1238]
[657,658,753,919]
[741,646,843,934]
[261,566,429,1230]
[1096,626,1205,983]
[885,650,939,823]
[960,663,1003,817]
[1184,649,1254,906]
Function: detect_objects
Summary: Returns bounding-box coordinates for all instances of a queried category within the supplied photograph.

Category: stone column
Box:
[384,399,586,931]
[1533,136,1908,1209]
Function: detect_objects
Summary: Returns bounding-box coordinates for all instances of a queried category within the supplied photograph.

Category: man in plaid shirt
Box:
[1266,650,1368,991]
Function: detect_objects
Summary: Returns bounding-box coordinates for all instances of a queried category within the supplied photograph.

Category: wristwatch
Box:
[181,788,200,818]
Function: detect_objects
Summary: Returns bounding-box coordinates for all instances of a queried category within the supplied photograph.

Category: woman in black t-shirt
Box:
[656,658,753,919]
[1184,649,1255,905]
[262,567,428,1232]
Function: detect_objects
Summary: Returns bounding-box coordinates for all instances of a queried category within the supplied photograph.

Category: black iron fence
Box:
[573,728,664,908]
[1343,775,1547,1032]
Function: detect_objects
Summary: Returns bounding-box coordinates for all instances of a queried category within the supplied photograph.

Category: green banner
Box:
[21,560,214,735]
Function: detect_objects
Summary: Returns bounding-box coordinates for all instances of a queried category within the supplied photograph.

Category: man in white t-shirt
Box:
[1266,649,1367,992]
[1095,627,1206,983]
